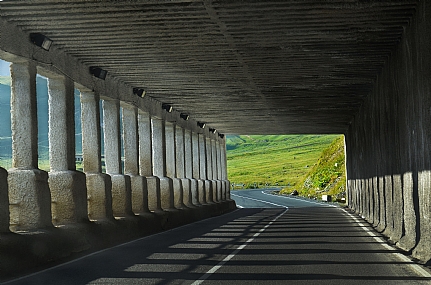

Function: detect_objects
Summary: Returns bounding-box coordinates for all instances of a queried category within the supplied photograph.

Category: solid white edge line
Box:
[191,208,289,285]
[341,208,431,278]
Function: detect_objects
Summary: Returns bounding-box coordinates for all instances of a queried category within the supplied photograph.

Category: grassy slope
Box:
[280,135,346,199]
[227,135,339,188]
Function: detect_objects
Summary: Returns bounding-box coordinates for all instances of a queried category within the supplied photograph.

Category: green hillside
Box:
[280,135,346,200]
[227,135,339,189]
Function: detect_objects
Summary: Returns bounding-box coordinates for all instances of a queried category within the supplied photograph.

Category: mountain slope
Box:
[226,135,339,188]
[280,135,346,199]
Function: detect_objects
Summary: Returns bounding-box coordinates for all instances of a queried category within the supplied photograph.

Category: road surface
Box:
[4,189,431,284]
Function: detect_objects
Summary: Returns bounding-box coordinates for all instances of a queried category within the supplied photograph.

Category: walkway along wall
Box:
[0,16,235,280]
[345,1,431,264]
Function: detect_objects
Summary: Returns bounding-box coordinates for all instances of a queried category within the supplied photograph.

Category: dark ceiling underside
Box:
[0,0,418,134]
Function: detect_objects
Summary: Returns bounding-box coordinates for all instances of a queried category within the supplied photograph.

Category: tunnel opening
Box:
[227,134,346,203]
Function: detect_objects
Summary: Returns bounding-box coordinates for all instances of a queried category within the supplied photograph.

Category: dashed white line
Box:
[191,208,289,285]
[231,193,287,208]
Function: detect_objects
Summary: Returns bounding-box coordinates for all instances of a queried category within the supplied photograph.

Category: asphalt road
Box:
[4,189,431,285]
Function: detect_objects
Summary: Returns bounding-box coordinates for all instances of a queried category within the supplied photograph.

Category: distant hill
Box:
[280,135,346,200]
[226,134,339,189]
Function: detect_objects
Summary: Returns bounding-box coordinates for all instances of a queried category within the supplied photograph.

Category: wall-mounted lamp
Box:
[197,122,206,129]
[133,88,146,98]
[89,66,107,80]
[30,33,53,51]
[162,104,173,113]
[209,128,217,134]
[180,113,190,121]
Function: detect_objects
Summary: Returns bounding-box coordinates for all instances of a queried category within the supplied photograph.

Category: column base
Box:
[181,178,195,208]
[0,167,9,232]
[146,176,162,212]
[160,177,175,211]
[173,178,186,209]
[130,175,150,214]
[198,179,207,205]
[8,168,52,231]
[216,180,222,202]
[86,172,113,221]
[49,170,88,225]
[190,179,200,206]
[110,174,133,217]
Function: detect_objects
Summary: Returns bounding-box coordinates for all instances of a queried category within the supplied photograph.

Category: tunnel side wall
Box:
[345,1,431,263]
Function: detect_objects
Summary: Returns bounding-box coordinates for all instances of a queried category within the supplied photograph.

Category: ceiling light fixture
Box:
[209,128,217,134]
[133,88,146,98]
[180,113,190,121]
[162,104,173,113]
[30,33,53,51]
[197,122,206,129]
[89,66,107,80]
[219,133,225,139]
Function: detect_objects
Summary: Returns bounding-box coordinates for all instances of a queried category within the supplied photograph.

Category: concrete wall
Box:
[345,1,431,264]
[0,14,235,280]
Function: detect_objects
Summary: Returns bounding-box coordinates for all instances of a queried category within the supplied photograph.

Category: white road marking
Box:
[261,190,337,207]
[231,193,287,208]
[342,208,431,278]
[191,208,289,285]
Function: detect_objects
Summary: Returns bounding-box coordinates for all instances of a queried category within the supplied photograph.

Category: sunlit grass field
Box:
[226,135,339,189]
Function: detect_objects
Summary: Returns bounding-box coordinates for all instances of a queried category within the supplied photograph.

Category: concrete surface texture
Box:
[345,0,431,264]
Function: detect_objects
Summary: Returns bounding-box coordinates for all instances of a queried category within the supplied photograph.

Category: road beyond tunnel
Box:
[5,190,431,285]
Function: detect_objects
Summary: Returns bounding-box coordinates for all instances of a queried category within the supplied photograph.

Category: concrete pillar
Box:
[165,122,182,209]
[220,137,230,200]
[103,99,132,217]
[183,129,194,207]
[397,171,417,251]
[122,105,148,215]
[80,90,113,221]
[412,170,431,262]
[175,126,190,208]
[198,133,207,204]
[8,62,52,230]
[0,167,9,232]
[205,137,214,204]
[152,117,174,211]
[211,137,220,202]
[47,76,87,225]
[191,132,200,206]
[216,139,223,201]
[138,112,158,212]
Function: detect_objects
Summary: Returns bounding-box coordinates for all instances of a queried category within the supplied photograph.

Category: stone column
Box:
[205,137,215,204]
[183,129,194,207]
[174,125,188,209]
[48,76,87,225]
[103,99,132,217]
[8,62,52,230]
[220,137,231,200]
[211,137,219,202]
[80,90,113,221]
[165,122,181,209]
[138,112,158,212]
[216,139,223,201]
[191,132,200,206]
[152,117,174,211]
[198,133,207,204]
[122,104,148,215]
[0,167,9,232]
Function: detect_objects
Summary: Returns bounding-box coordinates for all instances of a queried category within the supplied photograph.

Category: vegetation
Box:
[280,135,346,200]
[227,135,339,189]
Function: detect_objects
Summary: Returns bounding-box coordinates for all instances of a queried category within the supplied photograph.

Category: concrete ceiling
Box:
[0,0,417,135]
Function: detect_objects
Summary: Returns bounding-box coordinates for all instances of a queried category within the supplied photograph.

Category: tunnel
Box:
[0,0,430,279]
